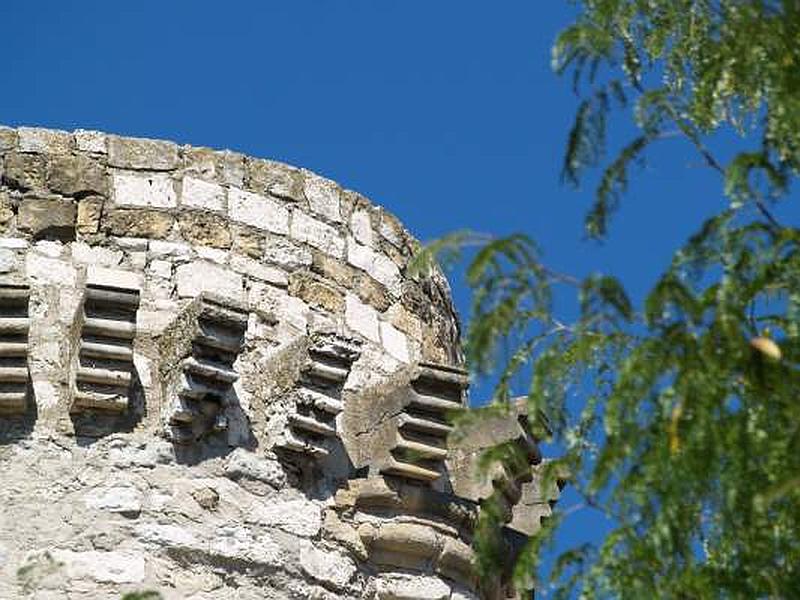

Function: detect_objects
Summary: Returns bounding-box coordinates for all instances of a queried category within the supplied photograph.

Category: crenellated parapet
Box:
[0,125,552,600]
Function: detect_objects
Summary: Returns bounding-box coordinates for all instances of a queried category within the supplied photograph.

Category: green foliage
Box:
[425,1,800,597]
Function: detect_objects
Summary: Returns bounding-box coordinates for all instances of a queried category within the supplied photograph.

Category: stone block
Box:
[231,223,265,258]
[76,196,104,234]
[47,154,108,196]
[50,550,145,584]
[25,253,77,285]
[18,196,76,241]
[3,152,46,190]
[347,238,401,292]
[228,187,289,234]
[102,208,175,238]
[345,293,380,342]
[291,211,345,258]
[246,157,304,201]
[107,135,179,170]
[183,146,245,187]
[85,486,143,514]
[263,235,312,270]
[0,126,17,152]
[230,254,288,287]
[181,176,225,211]
[112,171,177,208]
[17,126,72,154]
[289,272,344,312]
[380,321,410,363]
[177,210,232,248]
[86,265,143,290]
[176,260,244,301]
[74,129,107,153]
[304,171,342,222]
[351,208,374,246]
[148,239,192,259]
[0,249,16,273]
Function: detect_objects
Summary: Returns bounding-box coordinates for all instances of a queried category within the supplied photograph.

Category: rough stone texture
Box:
[0,125,550,600]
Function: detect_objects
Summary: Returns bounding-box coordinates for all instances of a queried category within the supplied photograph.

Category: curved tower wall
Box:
[0,126,557,600]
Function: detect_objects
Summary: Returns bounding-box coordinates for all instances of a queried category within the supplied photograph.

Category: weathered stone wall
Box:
[0,126,553,600]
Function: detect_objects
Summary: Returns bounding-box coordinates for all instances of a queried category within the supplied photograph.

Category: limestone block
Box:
[246,157,304,201]
[289,272,344,313]
[230,254,288,287]
[18,197,76,241]
[0,191,14,231]
[379,210,406,248]
[182,146,246,187]
[300,543,356,590]
[3,152,46,190]
[107,135,178,170]
[380,321,410,363]
[350,208,374,247]
[209,525,283,566]
[76,196,104,234]
[0,237,28,249]
[50,550,145,584]
[228,187,289,234]
[176,260,244,301]
[47,154,107,197]
[177,210,232,249]
[112,171,177,208]
[17,127,72,154]
[25,253,77,285]
[0,126,17,151]
[0,249,15,273]
[148,239,192,259]
[345,293,379,343]
[74,129,107,154]
[304,171,342,223]
[347,238,402,292]
[291,211,345,258]
[263,234,313,270]
[181,176,225,211]
[102,208,175,238]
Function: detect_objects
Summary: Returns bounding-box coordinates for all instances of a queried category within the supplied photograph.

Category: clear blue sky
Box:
[3,1,796,593]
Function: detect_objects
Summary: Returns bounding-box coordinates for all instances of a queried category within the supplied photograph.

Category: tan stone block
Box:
[289,271,344,313]
[76,196,104,234]
[18,196,77,241]
[177,210,232,249]
[231,223,265,258]
[48,154,108,197]
[3,152,46,190]
[102,209,174,238]
[107,135,178,170]
[246,157,304,201]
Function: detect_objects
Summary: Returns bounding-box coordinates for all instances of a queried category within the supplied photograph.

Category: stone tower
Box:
[0,126,560,599]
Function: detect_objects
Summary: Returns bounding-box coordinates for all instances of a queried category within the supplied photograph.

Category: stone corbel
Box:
[0,284,31,415]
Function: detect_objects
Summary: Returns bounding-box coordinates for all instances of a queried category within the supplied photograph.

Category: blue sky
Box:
[4,1,796,593]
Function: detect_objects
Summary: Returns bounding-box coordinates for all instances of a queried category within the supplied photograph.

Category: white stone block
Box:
[26,254,76,285]
[176,260,244,301]
[196,246,229,264]
[304,171,342,222]
[74,129,107,154]
[147,259,173,279]
[181,176,225,211]
[263,237,312,270]
[345,293,380,343]
[290,211,345,258]
[228,188,289,234]
[87,266,143,291]
[18,126,71,153]
[70,242,123,267]
[112,171,177,208]
[350,209,374,247]
[230,255,288,287]
[149,240,192,259]
[347,238,401,291]
[380,321,410,363]
[34,240,64,258]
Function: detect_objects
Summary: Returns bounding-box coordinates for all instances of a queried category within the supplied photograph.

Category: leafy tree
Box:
[416,1,800,597]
